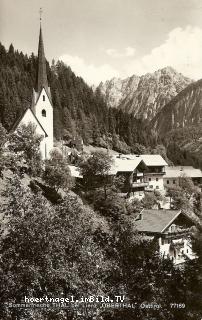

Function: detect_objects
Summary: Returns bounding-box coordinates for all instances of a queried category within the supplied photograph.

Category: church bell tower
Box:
[32,12,53,159]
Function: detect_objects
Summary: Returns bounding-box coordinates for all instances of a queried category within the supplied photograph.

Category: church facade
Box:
[13,24,53,159]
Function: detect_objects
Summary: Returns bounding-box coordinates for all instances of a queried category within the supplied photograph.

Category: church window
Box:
[42,109,46,117]
[43,95,45,101]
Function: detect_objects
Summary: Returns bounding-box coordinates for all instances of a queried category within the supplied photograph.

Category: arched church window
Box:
[43,95,45,101]
[42,109,46,117]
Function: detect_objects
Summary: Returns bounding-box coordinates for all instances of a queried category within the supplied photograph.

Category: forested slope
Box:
[0,43,153,153]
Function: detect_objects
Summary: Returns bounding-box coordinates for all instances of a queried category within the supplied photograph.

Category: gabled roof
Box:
[164,166,202,179]
[134,209,181,233]
[110,154,167,174]
[10,107,48,137]
[109,157,142,174]
[10,108,29,133]
[140,154,168,167]
[34,86,52,106]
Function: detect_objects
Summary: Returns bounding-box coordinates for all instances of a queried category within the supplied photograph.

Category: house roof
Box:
[10,108,29,132]
[10,107,48,137]
[134,209,181,233]
[140,154,168,167]
[34,86,52,106]
[110,154,167,174]
[164,166,202,179]
[109,157,142,174]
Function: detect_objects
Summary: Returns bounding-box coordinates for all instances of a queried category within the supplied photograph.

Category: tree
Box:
[166,176,197,210]
[79,151,113,199]
[131,143,148,154]
[43,149,73,191]
[141,192,159,209]
[178,175,197,198]
[7,122,43,176]
[0,176,113,320]
[166,185,187,209]
[93,189,127,220]
[0,123,7,175]
[126,198,143,217]
[180,229,202,319]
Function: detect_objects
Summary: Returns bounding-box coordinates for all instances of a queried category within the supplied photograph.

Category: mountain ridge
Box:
[99,67,193,120]
[152,78,202,136]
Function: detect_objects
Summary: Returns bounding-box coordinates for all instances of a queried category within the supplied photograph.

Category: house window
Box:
[43,95,45,101]
[167,180,169,184]
[149,185,153,189]
[173,180,176,184]
[149,178,151,181]
[171,225,175,232]
[156,178,159,181]
[156,186,159,189]
[162,239,169,245]
[42,109,46,117]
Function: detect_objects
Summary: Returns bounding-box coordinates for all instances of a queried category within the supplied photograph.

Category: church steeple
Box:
[37,23,48,93]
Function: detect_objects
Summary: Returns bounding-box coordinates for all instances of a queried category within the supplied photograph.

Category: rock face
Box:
[99,67,192,120]
[152,79,202,137]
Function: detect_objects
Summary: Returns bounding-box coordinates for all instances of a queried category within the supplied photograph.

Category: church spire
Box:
[37,16,48,93]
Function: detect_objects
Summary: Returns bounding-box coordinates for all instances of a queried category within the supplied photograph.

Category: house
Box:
[140,155,168,192]
[11,23,53,160]
[110,154,168,198]
[164,166,202,189]
[134,209,196,265]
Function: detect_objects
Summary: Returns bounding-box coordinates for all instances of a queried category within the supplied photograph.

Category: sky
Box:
[1,0,202,85]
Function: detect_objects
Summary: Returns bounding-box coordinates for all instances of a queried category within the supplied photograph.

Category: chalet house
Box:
[140,155,168,192]
[134,209,196,265]
[164,166,202,189]
[110,154,168,198]
[11,24,53,160]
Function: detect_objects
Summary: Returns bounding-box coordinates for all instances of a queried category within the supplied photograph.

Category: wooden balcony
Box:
[163,229,192,239]
[132,181,149,188]
[145,171,165,176]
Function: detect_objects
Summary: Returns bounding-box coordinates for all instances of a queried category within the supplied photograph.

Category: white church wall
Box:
[34,88,53,158]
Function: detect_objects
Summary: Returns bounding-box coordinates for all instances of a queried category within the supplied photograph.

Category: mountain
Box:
[99,67,192,120]
[152,79,202,136]
[151,79,202,169]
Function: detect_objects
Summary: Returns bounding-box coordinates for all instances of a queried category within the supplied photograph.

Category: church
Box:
[12,23,53,160]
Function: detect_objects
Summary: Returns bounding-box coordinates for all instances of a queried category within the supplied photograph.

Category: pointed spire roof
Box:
[37,24,48,93]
